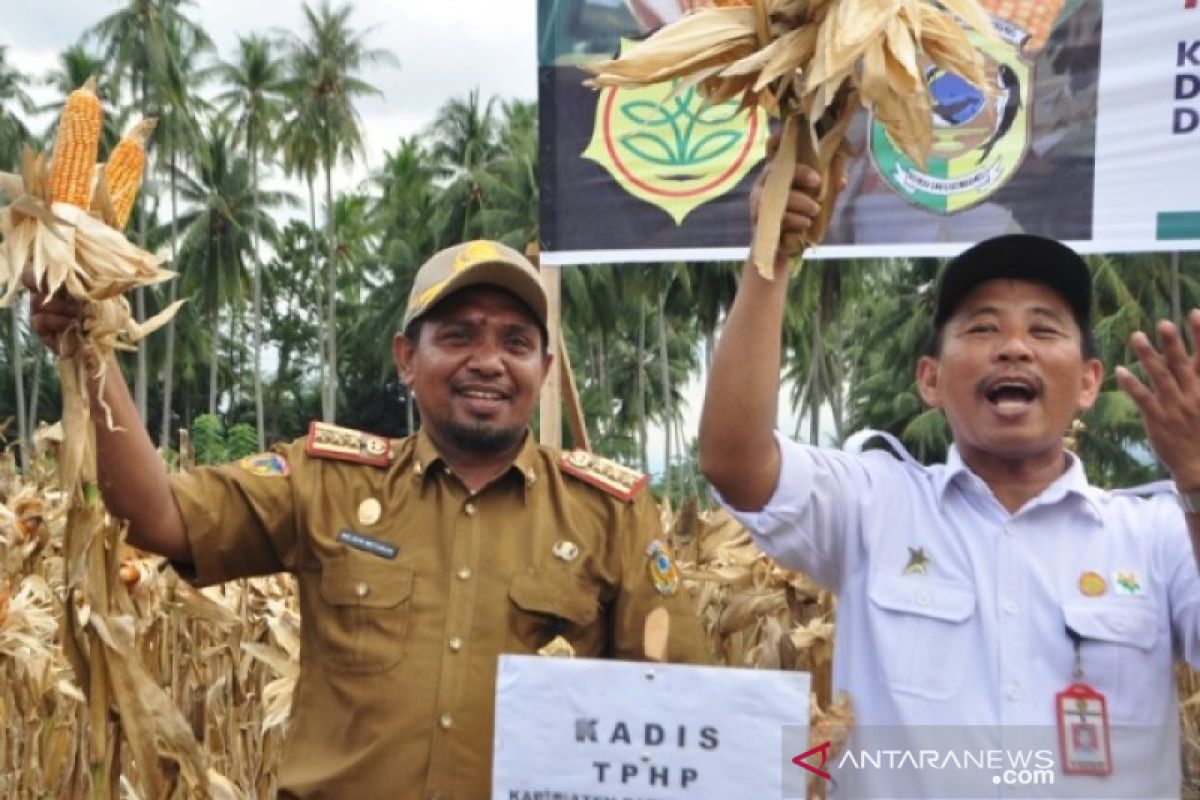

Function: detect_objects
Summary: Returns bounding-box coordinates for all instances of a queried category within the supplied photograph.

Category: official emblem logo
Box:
[584,40,767,225]
[239,453,289,477]
[870,12,1033,214]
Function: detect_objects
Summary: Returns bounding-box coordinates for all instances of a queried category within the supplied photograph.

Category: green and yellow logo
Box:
[871,16,1033,214]
[585,41,767,224]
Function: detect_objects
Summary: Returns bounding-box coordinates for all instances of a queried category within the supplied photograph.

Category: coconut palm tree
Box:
[166,121,293,416]
[428,89,499,243]
[0,46,32,466]
[211,34,288,449]
[153,20,212,448]
[472,99,538,248]
[87,0,212,418]
[280,0,397,423]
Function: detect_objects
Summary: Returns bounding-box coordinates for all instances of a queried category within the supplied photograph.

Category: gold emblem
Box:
[903,546,931,576]
[552,540,580,562]
[357,498,382,526]
[1079,571,1107,597]
[646,539,680,597]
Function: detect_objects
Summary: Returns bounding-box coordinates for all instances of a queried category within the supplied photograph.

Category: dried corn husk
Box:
[586,0,998,276]
[0,85,182,495]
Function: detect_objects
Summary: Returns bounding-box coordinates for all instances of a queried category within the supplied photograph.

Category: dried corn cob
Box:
[586,0,997,275]
[47,77,103,209]
[980,0,1066,53]
[102,118,156,231]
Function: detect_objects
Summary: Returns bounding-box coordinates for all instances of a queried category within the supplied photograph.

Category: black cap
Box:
[933,234,1093,334]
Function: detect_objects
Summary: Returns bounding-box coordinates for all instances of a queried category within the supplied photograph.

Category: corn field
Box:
[1,439,1198,796]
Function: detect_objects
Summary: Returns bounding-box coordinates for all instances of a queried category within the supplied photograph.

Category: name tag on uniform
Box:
[336,529,399,560]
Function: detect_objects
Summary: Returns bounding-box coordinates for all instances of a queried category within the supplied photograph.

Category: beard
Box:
[442,419,526,456]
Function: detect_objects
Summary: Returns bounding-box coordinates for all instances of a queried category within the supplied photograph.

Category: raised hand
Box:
[1115,310,1200,489]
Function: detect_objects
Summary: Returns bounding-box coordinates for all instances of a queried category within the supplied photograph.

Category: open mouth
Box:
[982,376,1041,416]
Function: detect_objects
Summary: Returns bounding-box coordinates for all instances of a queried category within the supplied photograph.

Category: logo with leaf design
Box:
[585,41,766,225]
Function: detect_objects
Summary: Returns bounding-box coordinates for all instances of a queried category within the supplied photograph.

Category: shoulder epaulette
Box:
[306,421,392,467]
[559,449,647,503]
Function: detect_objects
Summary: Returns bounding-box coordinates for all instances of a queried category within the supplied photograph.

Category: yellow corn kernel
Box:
[103,117,157,230]
[47,76,103,208]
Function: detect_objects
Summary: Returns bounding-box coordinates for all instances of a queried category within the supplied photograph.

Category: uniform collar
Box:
[411,428,539,492]
[938,444,1102,521]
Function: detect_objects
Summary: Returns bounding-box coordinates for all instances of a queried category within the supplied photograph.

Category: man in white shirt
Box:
[699,168,1200,797]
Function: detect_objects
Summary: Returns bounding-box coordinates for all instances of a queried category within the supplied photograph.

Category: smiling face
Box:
[916,278,1102,471]
[393,286,552,467]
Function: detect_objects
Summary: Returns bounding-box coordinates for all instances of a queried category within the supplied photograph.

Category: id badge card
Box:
[1055,682,1112,776]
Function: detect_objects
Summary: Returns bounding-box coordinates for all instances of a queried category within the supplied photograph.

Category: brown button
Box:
[456,567,472,581]
[438,713,453,730]
[355,581,369,598]
[448,637,463,652]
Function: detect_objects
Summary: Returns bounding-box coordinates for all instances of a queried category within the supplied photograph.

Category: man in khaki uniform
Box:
[28,240,711,799]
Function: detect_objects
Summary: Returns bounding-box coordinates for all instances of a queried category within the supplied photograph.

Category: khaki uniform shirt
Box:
[170,429,711,799]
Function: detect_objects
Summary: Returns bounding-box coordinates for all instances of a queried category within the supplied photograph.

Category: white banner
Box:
[492,655,811,799]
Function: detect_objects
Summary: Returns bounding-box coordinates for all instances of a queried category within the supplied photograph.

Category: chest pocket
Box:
[507,570,602,654]
[868,574,977,700]
[315,557,414,674]
[1063,600,1160,720]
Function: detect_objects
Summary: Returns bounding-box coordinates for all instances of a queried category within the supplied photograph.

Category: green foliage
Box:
[226,423,259,460]
[191,414,258,465]
[191,413,228,465]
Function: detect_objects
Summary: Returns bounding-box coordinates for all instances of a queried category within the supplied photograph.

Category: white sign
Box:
[492,655,811,800]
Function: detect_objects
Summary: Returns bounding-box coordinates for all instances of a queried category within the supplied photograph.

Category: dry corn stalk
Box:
[586,0,997,276]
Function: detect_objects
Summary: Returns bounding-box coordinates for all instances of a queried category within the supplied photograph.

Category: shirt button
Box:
[355,581,369,599]
[456,567,472,581]
[1003,600,1019,616]
[448,636,463,652]
[1006,684,1022,701]
[438,713,454,730]
[1113,618,1126,633]
[1003,523,1015,537]
[915,591,932,608]
[464,502,476,515]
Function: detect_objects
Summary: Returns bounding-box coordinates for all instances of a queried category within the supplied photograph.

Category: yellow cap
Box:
[402,240,548,331]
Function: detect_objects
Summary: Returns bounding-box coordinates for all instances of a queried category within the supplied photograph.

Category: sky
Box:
[1,0,539,191]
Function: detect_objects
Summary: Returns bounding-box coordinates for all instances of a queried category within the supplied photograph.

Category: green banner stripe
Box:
[1157,212,1200,240]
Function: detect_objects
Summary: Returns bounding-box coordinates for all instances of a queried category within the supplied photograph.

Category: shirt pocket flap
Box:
[320,559,414,609]
[509,571,599,627]
[1063,601,1157,651]
[868,574,976,622]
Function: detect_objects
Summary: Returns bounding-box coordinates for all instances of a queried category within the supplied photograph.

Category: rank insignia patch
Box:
[646,539,680,597]
[239,453,289,477]
[559,449,648,503]
[306,421,391,467]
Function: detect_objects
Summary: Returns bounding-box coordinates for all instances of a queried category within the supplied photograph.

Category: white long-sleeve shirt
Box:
[720,431,1199,798]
